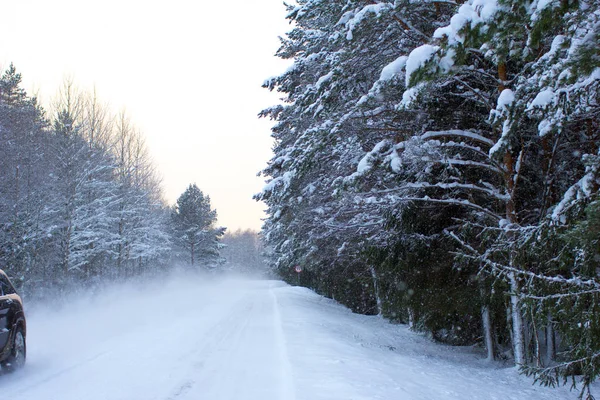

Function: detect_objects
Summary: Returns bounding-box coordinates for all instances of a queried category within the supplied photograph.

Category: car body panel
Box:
[0,270,26,366]
[0,297,9,349]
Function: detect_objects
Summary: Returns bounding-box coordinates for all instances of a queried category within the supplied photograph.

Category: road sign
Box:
[294,265,302,273]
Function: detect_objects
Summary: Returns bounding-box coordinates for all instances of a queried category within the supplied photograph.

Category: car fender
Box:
[4,316,26,356]
[12,314,26,337]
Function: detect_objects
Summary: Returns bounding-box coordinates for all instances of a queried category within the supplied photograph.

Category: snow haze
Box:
[0,273,586,399]
[0,0,291,231]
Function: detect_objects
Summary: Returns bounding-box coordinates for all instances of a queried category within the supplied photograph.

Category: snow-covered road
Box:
[0,275,587,399]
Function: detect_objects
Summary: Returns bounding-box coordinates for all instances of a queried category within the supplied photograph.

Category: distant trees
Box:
[0,65,234,297]
[0,65,179,298]
[170,184,225,267]
[50,107,119,284]
[111,111,170,276]
[0,64,49,290]
[259,0,599,397]
[221,229,267,275]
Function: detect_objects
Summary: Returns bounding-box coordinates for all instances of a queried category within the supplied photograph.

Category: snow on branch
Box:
[405,45,440,87]
[442,158,503,175]
[358,56,408,106]
[355,190,503,220]
[523,288,600,301]
[340,2,393,41]
[420,130,494,147]
[446,230,600,290]
[551,156,600,223]
[402,181,509,201]
[345,139,391,182]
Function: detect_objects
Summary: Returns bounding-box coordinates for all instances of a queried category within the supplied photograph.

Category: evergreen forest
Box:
[257,0,600,396]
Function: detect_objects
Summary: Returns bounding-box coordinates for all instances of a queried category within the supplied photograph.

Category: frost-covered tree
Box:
[0,64,50,289]
[258,0,457,313]
[48,107,120,286]
[171,184,225,267]
[260,0,599,395]
[0,66,172,297]
[356,0,599,393]
[112,112,170,276]
[221,229,268,275]
[405,0,597,376]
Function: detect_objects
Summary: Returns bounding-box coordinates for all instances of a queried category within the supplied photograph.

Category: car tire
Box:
[1,328,26,372]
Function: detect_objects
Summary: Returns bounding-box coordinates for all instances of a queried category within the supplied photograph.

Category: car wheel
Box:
[1,328,26,372]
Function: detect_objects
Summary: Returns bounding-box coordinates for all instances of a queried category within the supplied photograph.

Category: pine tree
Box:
[0,64,50,292]
[47,106,121,287]
[391,0,599,391]
[259,1,600,395]
[171,184,224,267]
[258,0,455,312]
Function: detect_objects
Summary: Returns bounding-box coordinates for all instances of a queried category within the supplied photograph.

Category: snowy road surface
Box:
[0,275,588,399]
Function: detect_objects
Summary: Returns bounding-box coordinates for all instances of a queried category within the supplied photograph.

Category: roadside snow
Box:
[0,275,592,399]
[277,286,587,400]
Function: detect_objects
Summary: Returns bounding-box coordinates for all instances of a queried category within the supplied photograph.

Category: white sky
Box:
[0,0,291,232]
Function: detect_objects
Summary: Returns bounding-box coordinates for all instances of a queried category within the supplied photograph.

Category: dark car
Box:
[0,269,26,372]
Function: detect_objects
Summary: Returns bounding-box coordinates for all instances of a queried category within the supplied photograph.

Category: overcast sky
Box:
[0,0,291,232]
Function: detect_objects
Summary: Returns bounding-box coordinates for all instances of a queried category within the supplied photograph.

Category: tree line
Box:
[0,65,223,299]
[221,229,269,276]
[258,0,599,396]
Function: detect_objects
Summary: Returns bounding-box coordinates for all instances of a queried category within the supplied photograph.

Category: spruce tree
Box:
[259,1,600,395]
[171,184,224,267]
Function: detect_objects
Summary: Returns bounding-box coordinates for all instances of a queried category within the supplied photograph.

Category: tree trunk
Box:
[479,279,495,361]
[369,265,383,316]
[546,313,556,363]
[531,309,542,367]
[498,62,507,92]
[408,308,415,329]
[191,242,195,266]
[496,60,526,366]
[509,272,526,365]
[482,305,495,361]
[504,137,525,366]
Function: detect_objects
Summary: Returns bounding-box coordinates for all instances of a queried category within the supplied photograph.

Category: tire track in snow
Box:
[163,292,258,400]
[163,293,256,400]
[0,350,112,398]
[166,284,297,400]
[270,284,296,400]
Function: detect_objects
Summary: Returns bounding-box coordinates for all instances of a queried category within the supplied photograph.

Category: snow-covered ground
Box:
[0,274,591,399]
